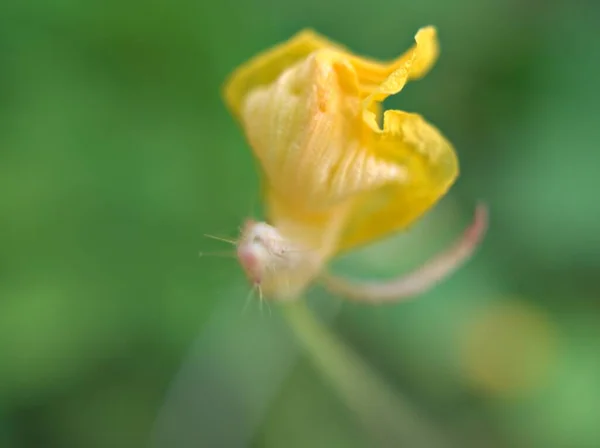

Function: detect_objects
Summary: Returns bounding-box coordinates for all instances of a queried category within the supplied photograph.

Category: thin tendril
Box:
[198,250,236,258]
[203,234,238,245]
[241,287,256,315]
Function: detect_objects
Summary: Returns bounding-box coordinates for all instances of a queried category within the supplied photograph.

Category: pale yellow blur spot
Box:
[458,301,558,398]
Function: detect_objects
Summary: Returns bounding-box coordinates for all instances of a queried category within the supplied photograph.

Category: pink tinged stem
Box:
[322,203,489,304]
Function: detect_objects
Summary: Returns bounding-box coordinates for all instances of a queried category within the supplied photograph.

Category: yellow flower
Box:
[222,27,480,302]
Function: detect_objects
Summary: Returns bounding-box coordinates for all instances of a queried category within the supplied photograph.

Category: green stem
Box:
[281,300,448,448]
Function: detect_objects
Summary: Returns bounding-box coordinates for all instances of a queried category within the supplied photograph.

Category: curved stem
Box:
[321,204,488,304]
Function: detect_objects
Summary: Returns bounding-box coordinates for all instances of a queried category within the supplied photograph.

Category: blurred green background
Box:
[1,0,600,447]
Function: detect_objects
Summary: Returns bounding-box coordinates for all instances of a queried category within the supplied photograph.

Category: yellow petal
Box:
[223,26,456,259]
[223,30,347,119]
[223,26,438,118]
[336,111,458,253]
[241,51,406,210]
[350,26,439,96]
[334,28,454,251]
[362,27,439,131]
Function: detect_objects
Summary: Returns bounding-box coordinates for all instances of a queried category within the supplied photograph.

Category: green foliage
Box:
[1,1,600,447]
